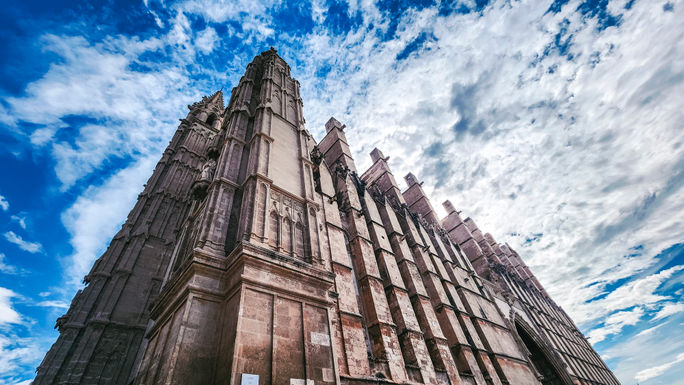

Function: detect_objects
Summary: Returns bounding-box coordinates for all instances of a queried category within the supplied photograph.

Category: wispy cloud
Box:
[652,302,684,321]
[579,265,684,327]
[588,307,645,343]
[0,334,45,383]
[34,300,68,309]
[0,253,22,276]
[601,308,684,384]
[60,156,158,287]
[635,323,666,337]
[5,33,202,191]
[10,214,27,230]
[195,27,219,54]
[3,231,42,254]
[635,352,684,382]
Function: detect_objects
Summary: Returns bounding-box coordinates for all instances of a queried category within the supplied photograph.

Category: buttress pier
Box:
[36,48,620,385]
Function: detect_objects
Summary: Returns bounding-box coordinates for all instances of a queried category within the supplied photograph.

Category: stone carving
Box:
[333,161,348,181]
[369,184,385,205]
[310,145,322,166]
[200,158,216,181]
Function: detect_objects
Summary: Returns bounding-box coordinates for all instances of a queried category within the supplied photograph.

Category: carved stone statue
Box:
[310,145,322,166]
[200,158,216,181]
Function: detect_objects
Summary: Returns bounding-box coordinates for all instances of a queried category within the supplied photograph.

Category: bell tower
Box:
[132,48,338,385]
[33,88,223,384]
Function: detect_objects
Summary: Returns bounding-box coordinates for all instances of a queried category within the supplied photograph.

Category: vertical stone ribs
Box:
[318,118,408,382]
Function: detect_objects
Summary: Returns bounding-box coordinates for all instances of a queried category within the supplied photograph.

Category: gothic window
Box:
[295,221,306,258]
[286,99,297,123]
[515,321,566,385]
[282,217,292,253]
[268,211,279,249]
[309,208,319,260]
[272,92,282,115]
[255,184,267,238]
[206,113,217,126]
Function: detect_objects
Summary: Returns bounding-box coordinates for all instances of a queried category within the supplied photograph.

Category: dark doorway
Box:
[206,113,217,126]
[516,322,564,385]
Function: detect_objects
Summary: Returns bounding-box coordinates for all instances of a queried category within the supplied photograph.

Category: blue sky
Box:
[0,0,682,384]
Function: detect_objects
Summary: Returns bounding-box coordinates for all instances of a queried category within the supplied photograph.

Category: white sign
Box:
[241,373,259,385]
[310,331,331,346]
[290,379,305,385]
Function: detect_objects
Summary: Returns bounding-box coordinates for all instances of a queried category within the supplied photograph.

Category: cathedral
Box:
[35,48,620,385]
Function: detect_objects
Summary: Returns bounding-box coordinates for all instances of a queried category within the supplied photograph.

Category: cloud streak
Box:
[635,353,684,382]
[3,231,42,254]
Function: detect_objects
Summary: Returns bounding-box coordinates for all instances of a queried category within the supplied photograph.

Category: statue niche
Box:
[191,157,217,200]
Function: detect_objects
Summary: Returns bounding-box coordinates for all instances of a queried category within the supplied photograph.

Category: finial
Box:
[370,148,390,163]
[404,172,420,186]
[325,117,345,133]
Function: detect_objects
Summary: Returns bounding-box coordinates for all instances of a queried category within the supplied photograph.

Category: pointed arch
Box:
[286,98,297,124]
[272,91,282,115]
[514,317,574,385]
[268,211,280,249]
[206,113,217,127]
[282,216,292,254]
[255,183,268,238]
[294,220,307,260]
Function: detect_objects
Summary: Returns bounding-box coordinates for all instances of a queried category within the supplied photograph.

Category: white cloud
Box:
[287,0,684,332]
[0,287,47,383]
[0,334,45,384]
[3,231,43,254]
[601,309,684,384]
[574,265,684,326]
[0,254,19,276]
[10,214,27,230]
[652,302,684,321]
[635,352,684,382]
[60,156,157,287]
[0,288,21,325]
[174,0,275,36]
[11,381,33,385]
[635,323,665,337]
[587,307,644,343]
[34,300,69,309]
[195,27,219,54]
[0,195,8,211]
[4,33,199,191]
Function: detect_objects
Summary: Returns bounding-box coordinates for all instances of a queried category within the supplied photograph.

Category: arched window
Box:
[515,320,569,385]
[206,113,217,126]
[295,222,306,258]
[268,211,279,249]
[282,218,292,253]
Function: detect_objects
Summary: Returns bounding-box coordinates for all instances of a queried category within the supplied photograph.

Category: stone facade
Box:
[35,48,620,385]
